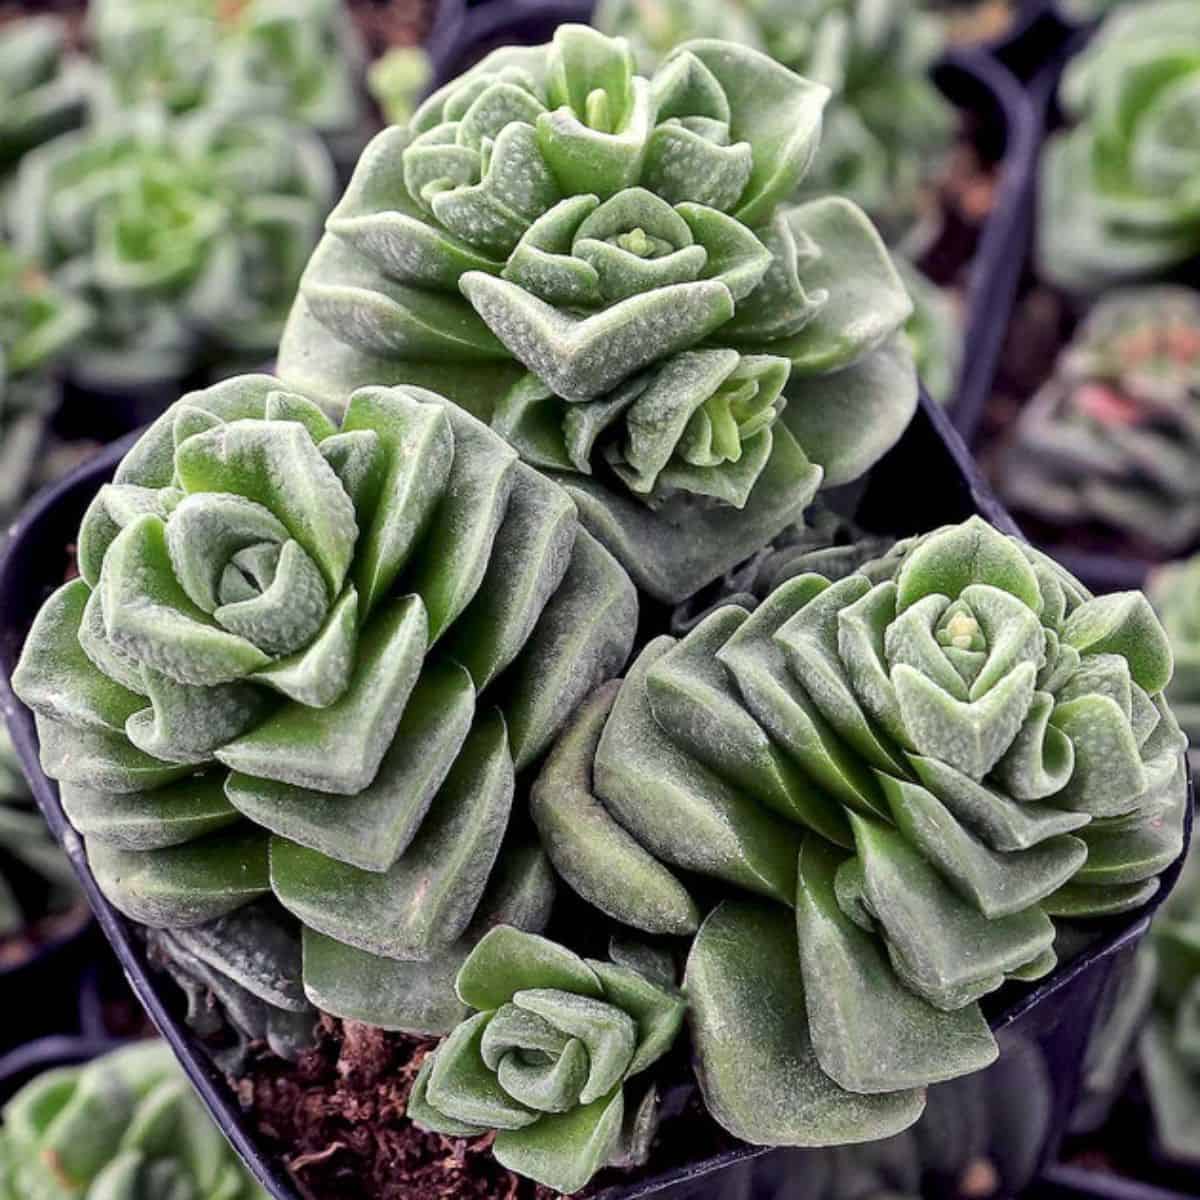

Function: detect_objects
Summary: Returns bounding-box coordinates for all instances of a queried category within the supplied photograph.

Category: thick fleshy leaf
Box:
[87,827,270,928]
[796,837,997,1094]
[595,637,804,905]
[686,899,926,1145]
[269,709,513,958]
[458,926,603,1012]
[530,681,700,935]
[226,661,474,871]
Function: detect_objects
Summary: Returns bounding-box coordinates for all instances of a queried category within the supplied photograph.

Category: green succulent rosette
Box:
[533,516,1187,1146]
[0,16,91,173]
[1038,0,1200,293]
[8,105,335,388]
[1141,849,1200,1167]
[999,287,1200,557]
[409,927,686,1194]
[89,0,368,158]
[12,373,637,1035]
[0,1041,269,1199]
[594,0,958,256]
[278,24,919,603]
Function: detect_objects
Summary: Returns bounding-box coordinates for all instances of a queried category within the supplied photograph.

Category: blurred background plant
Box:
[0,728,83,969]
[997,287,1200,562]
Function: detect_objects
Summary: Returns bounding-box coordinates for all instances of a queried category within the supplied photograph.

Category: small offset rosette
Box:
[410,927,686,1194]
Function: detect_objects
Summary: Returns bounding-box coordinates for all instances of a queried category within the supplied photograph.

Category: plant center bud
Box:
[944,611,981,651]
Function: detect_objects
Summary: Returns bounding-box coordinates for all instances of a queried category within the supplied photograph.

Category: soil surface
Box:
[238,1016,736,1200]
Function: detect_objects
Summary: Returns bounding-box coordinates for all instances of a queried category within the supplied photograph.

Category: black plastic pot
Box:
[0,391,1192,1200]
[429,1,1038,451]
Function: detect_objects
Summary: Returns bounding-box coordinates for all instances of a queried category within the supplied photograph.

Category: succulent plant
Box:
[997,287,1200,557]
[0,16,91,174]
[593,0,958,257]
[0,243,91,518]
[0,1040,270,1198]
[278,24,919,603]
[9,105,335,388]
[0,729,80,944]
[533,516,1187,1146]
[409,927,687,1193]
[1038,0,1200,293]
[88,0,368,159]
[12,372,637,1035]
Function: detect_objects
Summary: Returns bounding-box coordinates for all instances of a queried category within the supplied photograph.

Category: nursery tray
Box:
[0,392,1192,1200]
[430,0,1039,449]
[1037,1164,1196,1200]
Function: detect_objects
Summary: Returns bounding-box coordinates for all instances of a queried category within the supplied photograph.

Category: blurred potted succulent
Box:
[0,1038,270,1197]
[0,15,91,177]
[279,23,921,603]
[1038,0,1200,294]
[8,105,335,403]
[0,243,92,519]
[88,0,372,170]
[996,287,1200,578]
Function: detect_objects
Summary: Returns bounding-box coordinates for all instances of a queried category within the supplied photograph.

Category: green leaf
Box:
[685,898,926,1145]
[530,681,700,935]
[269,709,513,958]
[796,837,997,1094]
[458,927,603,1013]
[595,637,804,906]
[87,827,269,928]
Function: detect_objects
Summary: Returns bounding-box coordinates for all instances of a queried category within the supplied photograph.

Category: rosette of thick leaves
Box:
[999,288,1200,557]
[409,927,686,1194]
[0,1041,269,1199]
[1038,0,1200,292]
[1141,850,1200,1167]
[0,16,90,171]
[1151,554,1200,757]
[12,373,637,1036]
[9,105,334,387]
[533,516,1188,1146]
[278,24,918,602]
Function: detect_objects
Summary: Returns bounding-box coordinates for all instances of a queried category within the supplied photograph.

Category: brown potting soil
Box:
[238,1016,738,1200]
